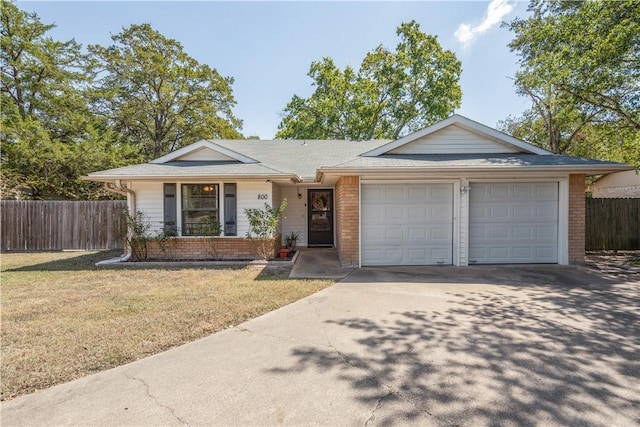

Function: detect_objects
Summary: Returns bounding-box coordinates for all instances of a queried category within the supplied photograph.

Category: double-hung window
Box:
[181,184,219,236]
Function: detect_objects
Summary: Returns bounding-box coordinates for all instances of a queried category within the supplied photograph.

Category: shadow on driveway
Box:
[268,266,640,426]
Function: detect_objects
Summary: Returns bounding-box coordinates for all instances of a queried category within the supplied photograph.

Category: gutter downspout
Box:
[97,180,136,265]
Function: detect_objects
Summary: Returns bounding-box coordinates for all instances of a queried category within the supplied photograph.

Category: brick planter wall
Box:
[137,237,280,261]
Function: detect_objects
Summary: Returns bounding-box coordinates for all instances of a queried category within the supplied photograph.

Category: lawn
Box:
[0,251,334,400]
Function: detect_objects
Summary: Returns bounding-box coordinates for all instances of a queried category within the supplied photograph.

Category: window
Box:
[163,184,177,236]
[224,183,237,236]
[181,184,219,236]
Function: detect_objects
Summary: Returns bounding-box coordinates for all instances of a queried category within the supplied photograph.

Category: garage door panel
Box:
[431,247,452,261]
[385,248,403,262]
[471,224,557,242]
[407,227,427,240]
[407,207,427,221]
[431,186,453,201]
[385,187,405,200]
[362,205,383,222]
[384,227,403,240]
[513,226,532,239]
[536,204,557,218]
[513,206,534,217]
[536,225,557,238]
[431,226,451,240]
[535,246,558,260]
[469,226,487,239]
[407,249,428,262]
[469,182,558,264]
[362,247,383,264]
[431,206,452,220]
[468,246,487,260]
[513,185,533,198]
[489,185,509,198]
[535,184,558,199]
[361,183,453,266]
[386,206,404,220]
[491,226,509,238]
[408,187,428,201]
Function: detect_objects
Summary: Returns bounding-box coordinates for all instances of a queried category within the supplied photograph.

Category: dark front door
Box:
[308,189,334,246]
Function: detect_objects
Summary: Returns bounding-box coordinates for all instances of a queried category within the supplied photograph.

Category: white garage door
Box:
[361,184,453,266]
[469,182,558,264]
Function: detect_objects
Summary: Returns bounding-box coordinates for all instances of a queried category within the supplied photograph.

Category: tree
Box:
[1,2,90,138]
[1,2,136,199]
[503,0,640,163]
[276,21,462,140]
[498,77,596,155]
[89,24,243,160]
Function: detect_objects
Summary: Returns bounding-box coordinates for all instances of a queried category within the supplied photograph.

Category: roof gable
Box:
[149,140,258,164]
[363,114,551,157]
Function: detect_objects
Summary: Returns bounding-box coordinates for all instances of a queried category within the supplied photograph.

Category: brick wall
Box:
[139,237,280,261]
[335,176,359,267]
[568,174,586,263]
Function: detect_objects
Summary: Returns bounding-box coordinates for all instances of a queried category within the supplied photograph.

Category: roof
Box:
[317,154,631,178]
[591,170,640,198]
[212,139,387,180]
[86,115,633,182]
[362,114,551,157]
[86,161,297,181]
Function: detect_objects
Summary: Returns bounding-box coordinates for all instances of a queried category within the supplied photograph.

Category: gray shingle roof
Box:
[87,161,295,180]
[212,139,389,179]
[87,141,630,181]
[321,153,629,169]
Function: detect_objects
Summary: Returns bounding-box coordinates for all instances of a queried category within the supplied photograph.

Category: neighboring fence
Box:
[586,198,640,250]
[1,200,127,251]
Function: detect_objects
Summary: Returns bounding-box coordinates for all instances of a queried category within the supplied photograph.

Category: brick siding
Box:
[335,176,360,267]
[140,237,280,261]
[568,174,586,263]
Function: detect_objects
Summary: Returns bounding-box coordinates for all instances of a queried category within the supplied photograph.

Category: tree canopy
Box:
[1,3,244,199]
[276,21,462,141]
[89,24,243,160]
[502,0,639,165]
[1,2,137,199]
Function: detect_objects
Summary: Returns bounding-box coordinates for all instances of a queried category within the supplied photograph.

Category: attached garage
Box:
[468,182,559,264]
[361,183,454,266]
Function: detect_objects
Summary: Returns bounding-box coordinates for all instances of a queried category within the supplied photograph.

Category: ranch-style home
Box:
[87,115,631,267]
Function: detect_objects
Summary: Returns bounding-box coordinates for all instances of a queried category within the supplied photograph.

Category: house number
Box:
[257,194,268,200]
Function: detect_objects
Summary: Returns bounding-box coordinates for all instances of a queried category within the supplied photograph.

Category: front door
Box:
[308,189,334,246]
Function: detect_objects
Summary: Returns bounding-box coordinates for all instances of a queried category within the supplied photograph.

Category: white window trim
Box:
[175,181,230,237]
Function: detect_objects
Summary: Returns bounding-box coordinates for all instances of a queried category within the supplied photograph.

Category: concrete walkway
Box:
[2,266,638,426]
[289,248,353,279]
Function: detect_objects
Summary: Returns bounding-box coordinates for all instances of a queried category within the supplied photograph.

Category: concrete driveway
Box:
[2,265,639,426]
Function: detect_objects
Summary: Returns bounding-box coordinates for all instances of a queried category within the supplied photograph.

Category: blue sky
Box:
[19,1,531,139]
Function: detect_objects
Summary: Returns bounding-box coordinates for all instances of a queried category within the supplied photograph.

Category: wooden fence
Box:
[2,198,638,252]
[586,198,640,250]
[1,200,127,251]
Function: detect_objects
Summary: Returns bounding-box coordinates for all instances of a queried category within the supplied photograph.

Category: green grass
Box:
[0,251,334,400]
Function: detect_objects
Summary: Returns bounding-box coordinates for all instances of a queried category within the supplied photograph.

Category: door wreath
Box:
[312,193,329,210]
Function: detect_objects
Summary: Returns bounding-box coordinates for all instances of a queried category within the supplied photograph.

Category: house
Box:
[591,170,640,198]
[86,115,631,266]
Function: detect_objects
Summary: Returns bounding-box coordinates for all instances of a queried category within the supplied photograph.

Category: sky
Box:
[19,0,532,139]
